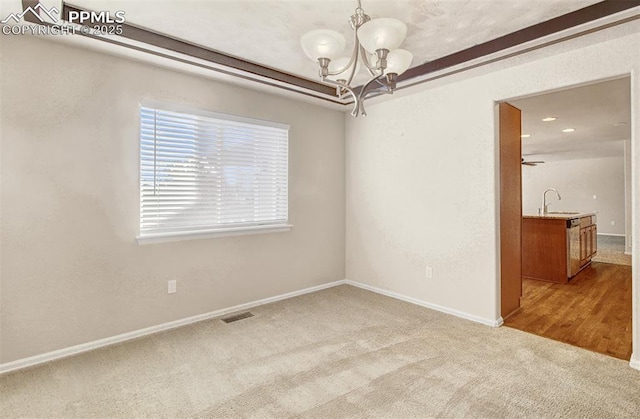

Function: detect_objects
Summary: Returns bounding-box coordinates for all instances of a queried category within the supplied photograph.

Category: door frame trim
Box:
[495,74,637,369]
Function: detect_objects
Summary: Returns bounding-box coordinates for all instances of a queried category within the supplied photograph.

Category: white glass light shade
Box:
[300,29,346,61]
[358,18,407,53]
[383,49,413,75]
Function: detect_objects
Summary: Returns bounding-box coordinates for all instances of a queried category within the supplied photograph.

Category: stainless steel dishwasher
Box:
[567,218,581,278]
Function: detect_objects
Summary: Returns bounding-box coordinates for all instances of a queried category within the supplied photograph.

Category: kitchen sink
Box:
[547,211,580,214]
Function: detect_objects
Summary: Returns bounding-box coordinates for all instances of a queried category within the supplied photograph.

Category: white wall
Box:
[345,21,640,364]
[0,36,346,363]
[625,140,633,252]
[522,157,625,235]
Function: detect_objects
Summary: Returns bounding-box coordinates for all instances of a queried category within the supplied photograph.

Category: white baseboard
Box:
[630,353,640,371]
[597,233,626,237]
[5,277,607,375]
[344,279,503,327]
[0,279,347,375]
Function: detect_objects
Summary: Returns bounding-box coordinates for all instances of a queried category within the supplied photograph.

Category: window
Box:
[138,104,289,243]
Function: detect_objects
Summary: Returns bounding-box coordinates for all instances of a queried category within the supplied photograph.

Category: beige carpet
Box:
[1,285,639,418]
[593,235,632,266]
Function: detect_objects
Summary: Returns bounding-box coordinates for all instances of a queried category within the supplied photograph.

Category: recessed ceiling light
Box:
[521,134,531,138]
[542,117,557,122]
[562,128,575,133]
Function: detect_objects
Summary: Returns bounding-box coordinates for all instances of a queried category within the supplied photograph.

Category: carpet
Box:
[1,285,639,418]
[593,235,632,266]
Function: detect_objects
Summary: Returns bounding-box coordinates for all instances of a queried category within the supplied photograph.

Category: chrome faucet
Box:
[540,188,562,215]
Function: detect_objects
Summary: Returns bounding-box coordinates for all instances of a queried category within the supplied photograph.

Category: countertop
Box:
[523,212,596,220]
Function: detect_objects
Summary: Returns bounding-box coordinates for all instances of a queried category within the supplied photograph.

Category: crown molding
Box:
[14,0,640,110]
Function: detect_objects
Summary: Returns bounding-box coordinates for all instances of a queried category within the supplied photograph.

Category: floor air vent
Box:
[221,311,254,323]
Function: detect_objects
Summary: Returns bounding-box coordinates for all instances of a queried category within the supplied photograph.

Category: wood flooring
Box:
[504,262,632,360]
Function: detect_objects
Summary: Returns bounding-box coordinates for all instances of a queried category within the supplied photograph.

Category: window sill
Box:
[136,224,293,245]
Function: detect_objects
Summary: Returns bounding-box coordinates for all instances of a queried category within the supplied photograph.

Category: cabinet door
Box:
[587,227,593,258]
[579,227,590,265]
[590,224,598,257]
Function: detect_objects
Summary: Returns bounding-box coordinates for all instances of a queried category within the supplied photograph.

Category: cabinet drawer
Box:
[580,216,593,228]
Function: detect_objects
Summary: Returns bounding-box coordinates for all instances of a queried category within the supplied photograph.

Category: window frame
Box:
[136,101,291,244]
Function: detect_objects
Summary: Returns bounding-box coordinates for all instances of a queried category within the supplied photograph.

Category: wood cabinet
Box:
[522,214,597,284]
[522,217,568,283]
[579,216,597,266]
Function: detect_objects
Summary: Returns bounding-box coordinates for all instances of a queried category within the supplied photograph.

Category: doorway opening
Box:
[499,77,633,361]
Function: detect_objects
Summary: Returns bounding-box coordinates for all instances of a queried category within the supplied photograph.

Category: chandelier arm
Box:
[358,72,385,101]
[321,76,360,116]
[359,45,378,73]
[356,74,381,116]
[326,23,362,76]
[326,50,357,76]
[344,31,362,85]
[363,83,393,98]
[344,58,358,87]
[374,78,387,88]
[344,60,357,86]
[355,72,394,116]
[364,66,378,78]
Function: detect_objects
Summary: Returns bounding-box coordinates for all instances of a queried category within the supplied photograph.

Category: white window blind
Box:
[139,105,289,238]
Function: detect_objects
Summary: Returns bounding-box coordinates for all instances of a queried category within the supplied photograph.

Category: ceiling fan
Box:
[522,157,545,166]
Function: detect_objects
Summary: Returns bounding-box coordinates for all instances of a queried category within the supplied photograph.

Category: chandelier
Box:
[300,0,413,117]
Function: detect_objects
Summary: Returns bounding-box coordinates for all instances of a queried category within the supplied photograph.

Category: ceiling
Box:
[512,77,631,162]
[68,0,602,85]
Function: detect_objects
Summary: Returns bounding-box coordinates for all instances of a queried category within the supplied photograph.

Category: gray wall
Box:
[522,157,626,235]
[0,36,346,363]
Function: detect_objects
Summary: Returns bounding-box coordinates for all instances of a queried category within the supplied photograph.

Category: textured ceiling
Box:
[512,77,631,162]
[70,0,601,84]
